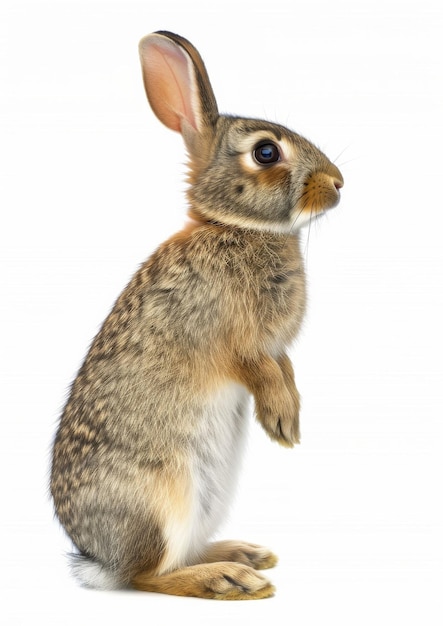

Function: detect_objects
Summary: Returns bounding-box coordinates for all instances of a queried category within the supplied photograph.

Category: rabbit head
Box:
[139,31,343,233]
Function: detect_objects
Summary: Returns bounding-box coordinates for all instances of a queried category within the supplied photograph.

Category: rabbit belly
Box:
[159,382,250,574]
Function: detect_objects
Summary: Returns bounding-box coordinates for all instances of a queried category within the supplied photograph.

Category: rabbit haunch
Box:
[69,382,250,590]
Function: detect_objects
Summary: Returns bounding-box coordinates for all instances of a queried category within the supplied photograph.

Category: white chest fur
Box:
[159,382,250,574]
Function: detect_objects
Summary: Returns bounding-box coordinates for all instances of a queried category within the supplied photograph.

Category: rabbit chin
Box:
[288,208,328,233]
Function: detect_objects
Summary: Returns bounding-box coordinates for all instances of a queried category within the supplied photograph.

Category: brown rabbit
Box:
[50,31,343,600]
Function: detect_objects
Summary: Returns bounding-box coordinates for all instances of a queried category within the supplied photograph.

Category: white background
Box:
[1,0,442,624]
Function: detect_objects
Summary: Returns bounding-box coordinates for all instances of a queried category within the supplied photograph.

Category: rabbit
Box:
[50,30,343,600]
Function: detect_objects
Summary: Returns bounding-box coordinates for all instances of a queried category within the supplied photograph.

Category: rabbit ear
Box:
[139,32,219,138]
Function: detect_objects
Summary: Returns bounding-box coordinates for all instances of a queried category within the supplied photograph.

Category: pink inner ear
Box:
[142,39,199,133]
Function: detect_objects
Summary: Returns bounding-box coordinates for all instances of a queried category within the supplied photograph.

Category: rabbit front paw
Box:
[256,392,300,447]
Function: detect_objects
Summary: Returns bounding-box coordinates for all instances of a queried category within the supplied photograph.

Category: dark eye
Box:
[253,142,280,165]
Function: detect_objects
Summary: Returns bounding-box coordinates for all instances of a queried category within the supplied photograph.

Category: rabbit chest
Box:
[219,229,307,357]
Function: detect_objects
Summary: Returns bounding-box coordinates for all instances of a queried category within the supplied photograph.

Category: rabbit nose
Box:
[334,177,344,190]
[327,163,344,190]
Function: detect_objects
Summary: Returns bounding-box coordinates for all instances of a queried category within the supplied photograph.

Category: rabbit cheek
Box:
[255,163,290,191]
[253,166,293,221]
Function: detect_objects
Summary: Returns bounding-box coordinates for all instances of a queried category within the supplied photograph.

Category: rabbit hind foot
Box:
[131,561,275,600]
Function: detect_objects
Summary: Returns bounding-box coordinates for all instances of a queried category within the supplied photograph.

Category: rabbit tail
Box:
[69,553,122,591]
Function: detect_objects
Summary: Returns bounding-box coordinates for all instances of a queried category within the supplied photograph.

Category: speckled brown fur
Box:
[50,30,343,598]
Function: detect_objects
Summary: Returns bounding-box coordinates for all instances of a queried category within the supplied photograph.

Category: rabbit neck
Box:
[186,209,300,245]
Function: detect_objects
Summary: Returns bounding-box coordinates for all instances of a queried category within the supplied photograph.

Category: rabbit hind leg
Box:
[131,561,275,600]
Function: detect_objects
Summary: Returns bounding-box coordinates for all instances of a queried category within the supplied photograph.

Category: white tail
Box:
[69,554,121,590]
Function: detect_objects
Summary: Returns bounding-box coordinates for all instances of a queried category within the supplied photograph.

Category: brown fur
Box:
[132,562,275,600]
[50,31,343,599]
[133,540,278,599]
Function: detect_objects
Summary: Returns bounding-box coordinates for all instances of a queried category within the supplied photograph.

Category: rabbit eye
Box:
[253,142,280,165]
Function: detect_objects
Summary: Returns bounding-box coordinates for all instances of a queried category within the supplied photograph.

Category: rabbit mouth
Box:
[288,171,343,231]
[297,169,343,214]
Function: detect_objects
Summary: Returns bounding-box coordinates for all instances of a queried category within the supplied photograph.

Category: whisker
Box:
[304,208,313,268]
[332,144,352,164]
[271,204,305,254]
[336,157,357,168]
